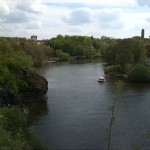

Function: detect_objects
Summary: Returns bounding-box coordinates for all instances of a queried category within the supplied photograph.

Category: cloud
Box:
[0,1,10,17]
[100,21,124,29]
[62,8,93,25]
[44,2,86,9]
[95,9,121,22]
[146,17,150,22]
[0,0,148,39]
[2,10,30,23]
[0,0,46,25]
[67,27,82,33]
[136,0,150,6]
[16,0,45,14]
[62,7,124,29]
[95,8,125,29]
[26,21,42,29]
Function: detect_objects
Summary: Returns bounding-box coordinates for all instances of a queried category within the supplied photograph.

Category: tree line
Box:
[47,35,150,82]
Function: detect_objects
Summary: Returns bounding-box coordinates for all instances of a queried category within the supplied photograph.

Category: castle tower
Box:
[141,29,144,39]
[30,35,37,41]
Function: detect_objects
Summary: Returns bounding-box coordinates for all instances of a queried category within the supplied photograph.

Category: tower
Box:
[30,35,37,41]
[141,29,144,39]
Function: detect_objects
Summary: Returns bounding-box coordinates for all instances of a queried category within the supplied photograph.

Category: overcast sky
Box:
[0,0,150,39]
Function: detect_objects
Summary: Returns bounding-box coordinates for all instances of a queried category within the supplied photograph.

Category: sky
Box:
[0,0,150,40]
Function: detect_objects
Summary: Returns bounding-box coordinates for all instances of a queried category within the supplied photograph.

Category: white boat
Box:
[98,76,105,82]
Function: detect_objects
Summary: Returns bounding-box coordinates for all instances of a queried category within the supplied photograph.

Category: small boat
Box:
[98,76,105,82]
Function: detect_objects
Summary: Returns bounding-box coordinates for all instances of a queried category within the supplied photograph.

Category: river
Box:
[29,61,150,150]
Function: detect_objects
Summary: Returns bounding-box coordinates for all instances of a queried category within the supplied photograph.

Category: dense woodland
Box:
[47,35,150,82]
[0,35,150,149]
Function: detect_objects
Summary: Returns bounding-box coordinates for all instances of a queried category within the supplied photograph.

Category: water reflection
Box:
[27,99,48,124]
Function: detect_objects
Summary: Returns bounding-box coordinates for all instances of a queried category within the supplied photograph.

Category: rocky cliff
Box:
[0,66,48,105]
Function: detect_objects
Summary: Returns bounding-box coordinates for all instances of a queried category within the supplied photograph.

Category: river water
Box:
[30,61,150,150]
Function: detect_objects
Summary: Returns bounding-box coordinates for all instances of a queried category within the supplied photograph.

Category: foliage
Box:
[55,50,70,61]
[115,38,146,68]
[0,37,47,149]
[0,106,44,150]
[22,41,52,66]
[0,127,24,150]
[0,39,14,55]
[128,64,150,82]
[107,81,125,150]
[49,35,96,58]
[103,38,147,78]
[0,65,28,95]
[104,65,124,74]
[0,51,34,69]
[103,38,146,66]
[0,37,52,67]
[103,40,118,64]
[0,39,34,69]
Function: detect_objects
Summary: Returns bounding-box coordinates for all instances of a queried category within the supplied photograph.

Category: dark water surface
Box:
[30,62,150,150]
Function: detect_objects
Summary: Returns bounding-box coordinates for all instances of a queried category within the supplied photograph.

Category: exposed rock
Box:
[22,68,48,101]
[0,64,48,104]
[0,88,15,106]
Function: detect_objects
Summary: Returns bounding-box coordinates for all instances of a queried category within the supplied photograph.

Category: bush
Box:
[128,64,150,82]
[55,50,70,61]
[0,65,28,95]
[104,65,124,74]
[0,106,45,150]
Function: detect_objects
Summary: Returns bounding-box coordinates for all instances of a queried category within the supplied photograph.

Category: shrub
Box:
[128,64,150,82]
[104,65,124,74]
[55,50,70,61]
[0,106,45,150]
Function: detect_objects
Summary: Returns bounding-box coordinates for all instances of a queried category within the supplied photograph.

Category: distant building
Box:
[141,29,144,39]
[101,36,114,40]
[30,35,37,41]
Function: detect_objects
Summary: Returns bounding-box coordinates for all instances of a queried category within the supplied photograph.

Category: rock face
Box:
[23,69,48,101]
[0,67,48,105]
[0,88,15,106]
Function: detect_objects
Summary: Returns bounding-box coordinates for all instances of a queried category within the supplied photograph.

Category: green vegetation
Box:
[102,37,150,82]
[128,64,150,82]
[0,37,52,67]
[0,65,28,95]
[55,50,71,61]
[0,37,50,149]
[0,106,44,150]
[46,35,150,82]
[0,34,150,149]
[47,35,100,58]
[0,37,50,99]
[107,81,125,150]
[104,65,124,74]
[47,35,150,83]
[103,38,147,67]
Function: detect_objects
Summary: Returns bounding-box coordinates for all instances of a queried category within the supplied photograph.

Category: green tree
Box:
[55,50,70,61]
[128,64,150,82]
[104,41,118,65]
[0,107,45,150]
[0,39,14,55]
[22,40,52,67]
[0,65,28,95]
[107,81,125,150]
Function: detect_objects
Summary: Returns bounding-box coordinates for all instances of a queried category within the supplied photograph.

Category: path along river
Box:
[29,61,150,150]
